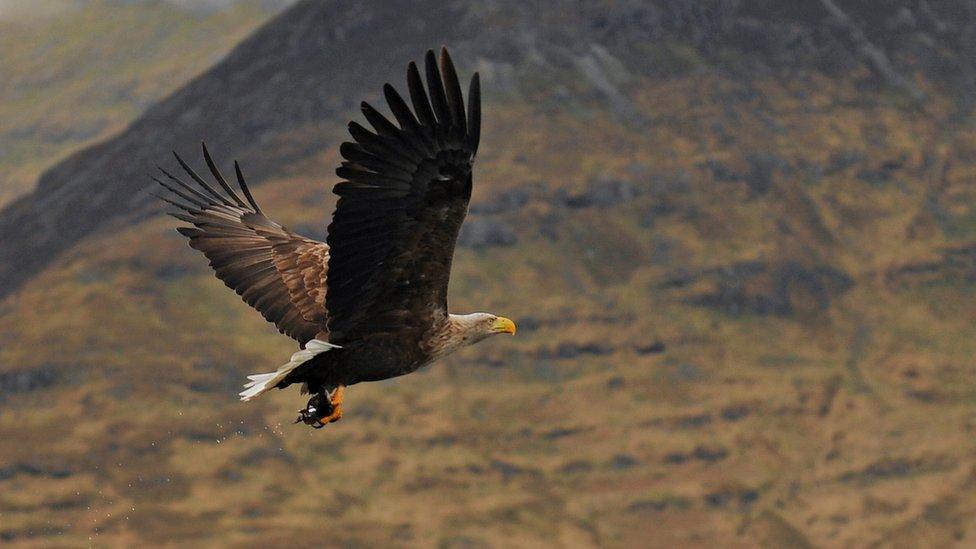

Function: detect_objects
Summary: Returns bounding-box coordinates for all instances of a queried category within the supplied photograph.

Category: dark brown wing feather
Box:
[326,48,481,343]
[154,144,329,345]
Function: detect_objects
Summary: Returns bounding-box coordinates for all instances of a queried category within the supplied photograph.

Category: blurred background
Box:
[1,0,975,546]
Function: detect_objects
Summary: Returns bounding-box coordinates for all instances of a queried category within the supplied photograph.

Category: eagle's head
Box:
[448,312,517,348]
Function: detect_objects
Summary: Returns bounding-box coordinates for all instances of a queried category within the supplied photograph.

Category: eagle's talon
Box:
[316,386,345,426]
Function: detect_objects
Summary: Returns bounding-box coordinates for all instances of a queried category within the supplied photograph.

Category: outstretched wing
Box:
[325,48,481,343]
[154,144,329,345]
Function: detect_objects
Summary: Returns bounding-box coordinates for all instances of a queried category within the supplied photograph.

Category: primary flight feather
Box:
[155,48,515,428]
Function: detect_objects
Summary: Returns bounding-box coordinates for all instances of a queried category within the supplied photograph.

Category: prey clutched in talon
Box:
[294,386,344,429]
[294,391,330,428]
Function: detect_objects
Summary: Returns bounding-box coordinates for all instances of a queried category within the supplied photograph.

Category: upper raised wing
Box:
[325,48,481,343]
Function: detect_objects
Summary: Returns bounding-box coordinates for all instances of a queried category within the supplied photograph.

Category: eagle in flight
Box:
[154,48,515,428]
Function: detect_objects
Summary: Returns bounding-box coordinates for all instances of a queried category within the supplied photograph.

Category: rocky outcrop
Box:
[457,219,518,249]
[666,260,855,316]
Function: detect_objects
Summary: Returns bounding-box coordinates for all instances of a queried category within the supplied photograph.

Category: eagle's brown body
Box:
[154,48,515,427]
[286,314,468,388]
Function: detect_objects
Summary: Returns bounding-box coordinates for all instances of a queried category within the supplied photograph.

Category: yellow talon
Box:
[319,385,344,425]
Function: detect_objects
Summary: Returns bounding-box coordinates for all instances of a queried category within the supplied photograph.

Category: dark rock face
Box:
[154,263,195,281]
[701,160,742,183]
[457,219,518,249]
[826,150,866,174]
[745,152,789,195]
[562,177,640,208]
[704,485,759,508]
[839,454,957,486]
[720,403,753,421]
[663,445,729,464]
[468,189,530,215]
[540,342,615,360]
[0,368,58,398]
[635,341,666,355]
[669,260,854,316]
[885,244,976,287]
[610,454,640,469]
[0,462,72,481]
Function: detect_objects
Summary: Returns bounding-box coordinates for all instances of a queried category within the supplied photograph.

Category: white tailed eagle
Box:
[154,48,515,428]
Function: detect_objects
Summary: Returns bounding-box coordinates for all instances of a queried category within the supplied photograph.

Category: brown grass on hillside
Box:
[1,68,976,546]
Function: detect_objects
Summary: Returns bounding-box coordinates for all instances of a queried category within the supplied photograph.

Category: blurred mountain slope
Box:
[0,0,292,207]
[1,0,976,546]
[5,0,976,301]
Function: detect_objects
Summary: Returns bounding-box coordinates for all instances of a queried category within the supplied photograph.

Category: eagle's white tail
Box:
[239,339,340,401]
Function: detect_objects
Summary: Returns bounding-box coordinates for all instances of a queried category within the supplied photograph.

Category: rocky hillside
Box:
[4,0,976,300]
[1,0,976,546]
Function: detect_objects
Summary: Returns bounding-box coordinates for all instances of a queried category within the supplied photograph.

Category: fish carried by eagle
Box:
[154,48,515,428]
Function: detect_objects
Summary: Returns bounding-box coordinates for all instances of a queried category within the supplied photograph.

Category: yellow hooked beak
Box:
[492,316,517,335]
